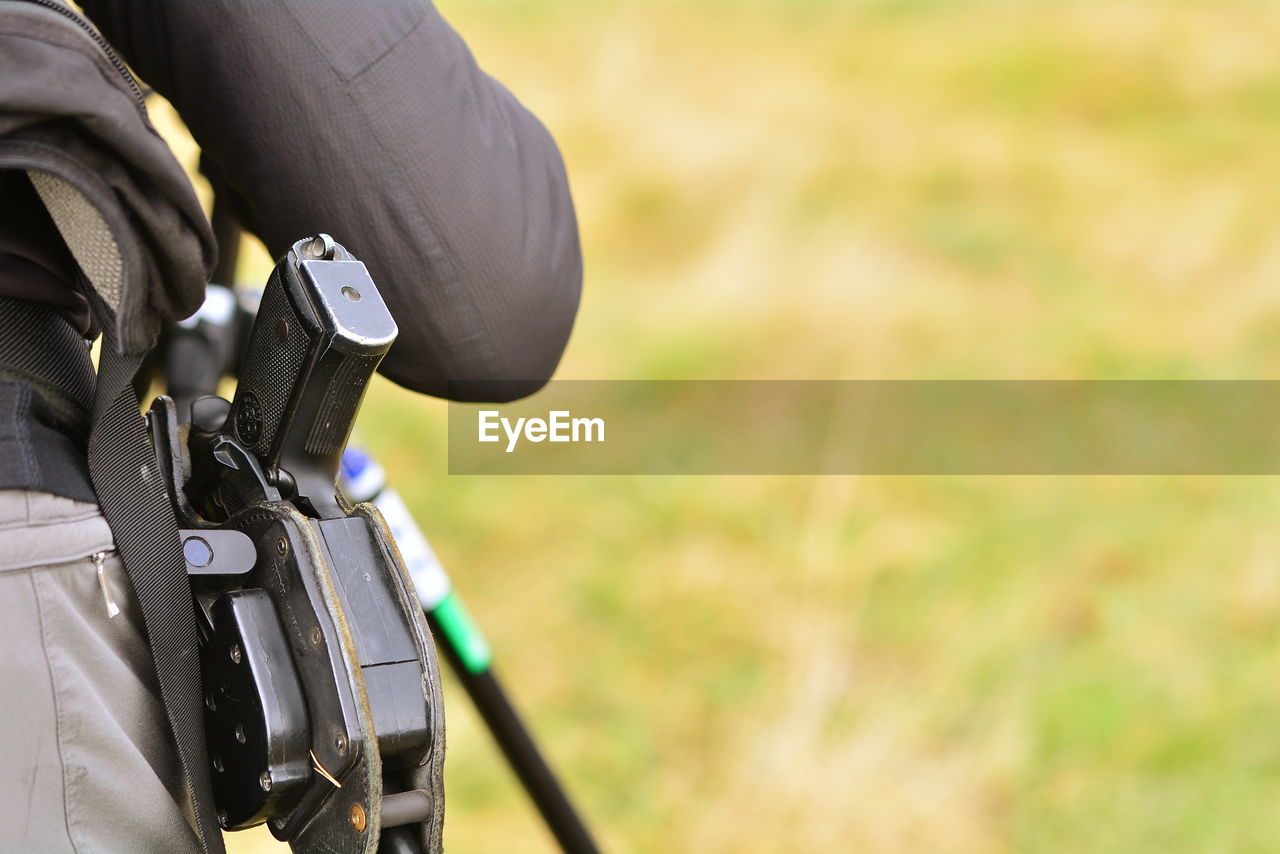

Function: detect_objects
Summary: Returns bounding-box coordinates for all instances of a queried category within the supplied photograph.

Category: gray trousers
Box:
[0,489,200,853]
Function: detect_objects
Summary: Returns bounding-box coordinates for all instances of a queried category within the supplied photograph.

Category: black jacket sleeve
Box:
[80,0,582,402]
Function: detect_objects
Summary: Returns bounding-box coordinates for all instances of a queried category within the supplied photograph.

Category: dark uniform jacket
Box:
[0,0,582,403]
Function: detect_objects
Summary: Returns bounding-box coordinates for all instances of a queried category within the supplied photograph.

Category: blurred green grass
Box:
[164,0,1280,851]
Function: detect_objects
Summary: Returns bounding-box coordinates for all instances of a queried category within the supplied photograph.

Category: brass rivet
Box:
[310,626,323,646]
[276,537,289,556]
[349,803,366,833]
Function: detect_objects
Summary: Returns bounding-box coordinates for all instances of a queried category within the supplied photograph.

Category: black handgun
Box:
[150,235,446,854]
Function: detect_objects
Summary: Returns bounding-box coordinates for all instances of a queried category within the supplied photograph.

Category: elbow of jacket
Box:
[380,244,583,404]
[456,248,583,403]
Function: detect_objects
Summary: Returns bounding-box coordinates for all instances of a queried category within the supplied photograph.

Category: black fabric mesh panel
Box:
[0,295,94,412]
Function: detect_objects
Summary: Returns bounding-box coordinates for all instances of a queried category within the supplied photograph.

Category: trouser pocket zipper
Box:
[93,551,121,618]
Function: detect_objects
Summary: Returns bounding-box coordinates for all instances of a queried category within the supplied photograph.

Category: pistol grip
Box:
[229,236,398,514]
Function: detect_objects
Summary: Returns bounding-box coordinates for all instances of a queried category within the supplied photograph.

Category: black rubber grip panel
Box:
[231,263,315,459]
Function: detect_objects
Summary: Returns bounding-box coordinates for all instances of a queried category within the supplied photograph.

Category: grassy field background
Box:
[153,0,1280,851]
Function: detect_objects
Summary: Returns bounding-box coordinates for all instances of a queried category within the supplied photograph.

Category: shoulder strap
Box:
[90,339,227,854]
[91,343,226,854]
[29,167,226,854]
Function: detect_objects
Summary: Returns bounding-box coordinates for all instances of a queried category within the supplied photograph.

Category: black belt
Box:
[0,295,97,502]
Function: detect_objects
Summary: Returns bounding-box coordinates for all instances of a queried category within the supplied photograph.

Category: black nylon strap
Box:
[89,338,226,854]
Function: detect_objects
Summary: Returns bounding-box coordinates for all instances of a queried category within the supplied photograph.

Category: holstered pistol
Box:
[149,235,446,854]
